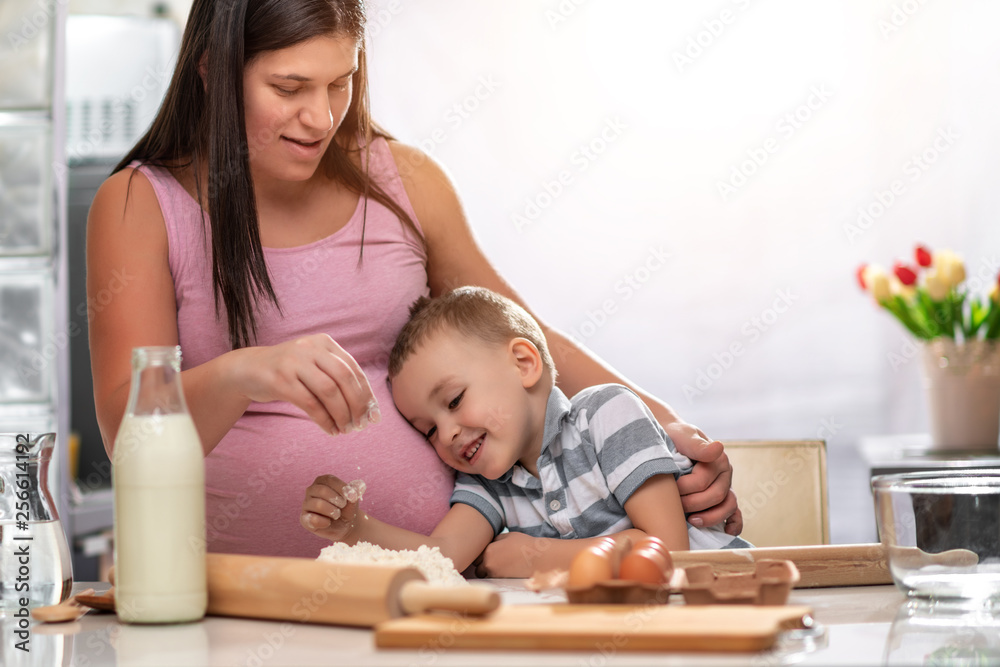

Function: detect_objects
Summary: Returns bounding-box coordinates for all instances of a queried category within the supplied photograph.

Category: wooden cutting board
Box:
[375,604,813,652]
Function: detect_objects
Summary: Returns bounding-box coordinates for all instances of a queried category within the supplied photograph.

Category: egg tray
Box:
[565,579,673,605]
[671,559,800,606]
[562,559,799,606]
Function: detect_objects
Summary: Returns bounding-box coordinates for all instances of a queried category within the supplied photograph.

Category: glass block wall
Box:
[0,0,70,522]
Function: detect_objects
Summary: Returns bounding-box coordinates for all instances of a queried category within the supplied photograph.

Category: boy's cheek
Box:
[432,444,462,470]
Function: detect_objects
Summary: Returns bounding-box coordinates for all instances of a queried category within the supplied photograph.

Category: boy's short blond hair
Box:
[388,286,556,379]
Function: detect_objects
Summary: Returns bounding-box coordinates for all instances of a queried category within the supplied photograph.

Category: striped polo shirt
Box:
[451,384,750,550]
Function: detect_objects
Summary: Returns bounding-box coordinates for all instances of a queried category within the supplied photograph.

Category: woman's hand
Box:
[665,422,743,535]
[299,475,366,542]
[231,334,380,436]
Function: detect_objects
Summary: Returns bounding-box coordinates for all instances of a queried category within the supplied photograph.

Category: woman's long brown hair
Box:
[116,0,419,349]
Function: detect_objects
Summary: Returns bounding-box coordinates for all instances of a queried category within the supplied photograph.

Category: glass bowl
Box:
[871,470,1000,603]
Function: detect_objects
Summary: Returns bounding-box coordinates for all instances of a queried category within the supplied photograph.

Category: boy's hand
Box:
[474,532,547,578]
[299,475,367,542]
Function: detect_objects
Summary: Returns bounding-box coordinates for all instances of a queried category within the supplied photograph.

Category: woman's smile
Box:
[281,135,325,158]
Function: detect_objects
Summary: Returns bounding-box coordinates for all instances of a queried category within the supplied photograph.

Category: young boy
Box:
[300,287,749,577]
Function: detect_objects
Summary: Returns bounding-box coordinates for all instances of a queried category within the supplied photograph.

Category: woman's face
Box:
[242,34,359,184]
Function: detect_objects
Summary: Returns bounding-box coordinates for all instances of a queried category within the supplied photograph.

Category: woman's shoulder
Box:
[92,166,156,218]
[383,139,462,234]
[388,138,464,186]
[89,165,169,241]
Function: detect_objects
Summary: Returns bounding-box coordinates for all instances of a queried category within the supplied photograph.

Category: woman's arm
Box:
[389,142,741,533]
[87,169,376,457]
[87,169,248,455]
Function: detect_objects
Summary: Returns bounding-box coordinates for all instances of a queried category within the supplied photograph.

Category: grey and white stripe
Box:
[451,384,751,549]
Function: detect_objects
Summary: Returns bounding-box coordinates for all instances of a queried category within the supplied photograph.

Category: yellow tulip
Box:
[924,268,949,301]
[861,264,880,290]
[870,269,891,302]
[891,276,916,301]
[932,249,966,288]
[950,259,967,286]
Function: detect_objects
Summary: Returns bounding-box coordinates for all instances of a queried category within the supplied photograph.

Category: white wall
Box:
[365,0,1000,443]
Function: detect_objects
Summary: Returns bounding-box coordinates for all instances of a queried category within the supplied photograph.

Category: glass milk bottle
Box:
[113,346,206,623]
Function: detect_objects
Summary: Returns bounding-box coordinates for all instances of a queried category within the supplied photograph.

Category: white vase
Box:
[920,339,1000,451]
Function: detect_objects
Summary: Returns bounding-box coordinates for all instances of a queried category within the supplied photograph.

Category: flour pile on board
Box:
[317,541,467,586]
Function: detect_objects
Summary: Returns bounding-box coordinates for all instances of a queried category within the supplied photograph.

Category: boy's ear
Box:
[510,338,544,389]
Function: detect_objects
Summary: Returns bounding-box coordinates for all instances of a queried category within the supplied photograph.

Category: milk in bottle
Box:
[113,346,206,623]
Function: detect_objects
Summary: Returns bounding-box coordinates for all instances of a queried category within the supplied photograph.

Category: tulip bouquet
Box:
[856,244,1000,341]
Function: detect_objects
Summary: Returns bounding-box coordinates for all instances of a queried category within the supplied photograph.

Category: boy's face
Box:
[390,327,540,479]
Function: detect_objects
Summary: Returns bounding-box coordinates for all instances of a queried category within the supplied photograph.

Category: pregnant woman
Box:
[86,0,743,562]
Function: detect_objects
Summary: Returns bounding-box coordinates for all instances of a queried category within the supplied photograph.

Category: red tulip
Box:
[915,244,933,268]
[893,261,917,286]
[856,264,868,290]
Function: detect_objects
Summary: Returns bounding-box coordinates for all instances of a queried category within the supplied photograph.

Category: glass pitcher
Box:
[0,432,73,614]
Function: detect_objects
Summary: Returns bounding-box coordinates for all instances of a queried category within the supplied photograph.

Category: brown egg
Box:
[619,547,670,585]
[632,536,669,560]
[595,536,617,551]
[594,536,632,578]
[568,544,616,588]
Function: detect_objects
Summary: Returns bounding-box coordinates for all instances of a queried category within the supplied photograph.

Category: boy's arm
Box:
[622,474,690,551]
[474,528,648,578]
[586,386,690,551]
[351,504,496,573]
[300,476,494,572]
[474,476,690,577]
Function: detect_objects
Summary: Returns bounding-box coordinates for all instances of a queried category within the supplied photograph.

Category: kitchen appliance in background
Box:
[66,14,179,164]
[64,13,179,581]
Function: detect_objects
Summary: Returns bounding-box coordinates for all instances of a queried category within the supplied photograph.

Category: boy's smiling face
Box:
[390,326,544,479]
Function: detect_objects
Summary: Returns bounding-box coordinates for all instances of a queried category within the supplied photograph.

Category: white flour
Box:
[317,541,468,587]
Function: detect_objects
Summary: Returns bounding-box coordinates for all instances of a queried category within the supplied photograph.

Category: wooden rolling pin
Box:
[205,554,499,627]
[669,543,891,588]
[87,554,499,627]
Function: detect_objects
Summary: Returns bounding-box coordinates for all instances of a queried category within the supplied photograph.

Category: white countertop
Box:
[5,581,998,666]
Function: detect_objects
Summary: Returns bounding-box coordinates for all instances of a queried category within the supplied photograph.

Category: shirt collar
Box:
[541,385,572,454]
[493,386,570,486]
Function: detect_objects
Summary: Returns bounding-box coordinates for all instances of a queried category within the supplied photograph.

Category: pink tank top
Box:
[133,138,454,557]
